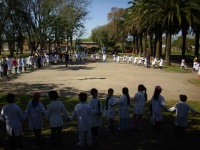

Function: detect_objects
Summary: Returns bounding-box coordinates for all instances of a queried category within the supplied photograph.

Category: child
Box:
[131,84,147,130]
[12,57,18,74]
[168,95,199,137]
[70,92,92,148]
[149,86,167,132]
[159,58,163,69]
[102,53,106,63]
[46,91,69,147]
[133,55,138,65]
[181,58,186,69]
[88,88,103,138]
[113,54,117,63]
[25,92,47,146]
[128,55,133,64]
[123,54,127,64]
[0,93,25,149]
[104,88,117,131]
[116,55,121,63]
[116,87,130,130]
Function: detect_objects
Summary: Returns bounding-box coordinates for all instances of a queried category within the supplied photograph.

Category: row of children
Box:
[113,54,164,68]
[0,86,199,149]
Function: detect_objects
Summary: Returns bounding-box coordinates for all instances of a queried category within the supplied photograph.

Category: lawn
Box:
[0,94,200,150]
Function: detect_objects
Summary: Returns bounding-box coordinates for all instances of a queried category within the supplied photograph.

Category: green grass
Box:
[1,94,200,149]
[188,79,200,86]
[163,65,192,73]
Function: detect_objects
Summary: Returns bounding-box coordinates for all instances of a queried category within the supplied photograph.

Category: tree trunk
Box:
[133,35,136,54]
[149,33,153,54]
[194,31,199,58]
[181,28,187,58]
[155,32,162,59]
[139,33,143,55]
[136,35,139,54]
[143,32,147,56]
[165,32,171,66]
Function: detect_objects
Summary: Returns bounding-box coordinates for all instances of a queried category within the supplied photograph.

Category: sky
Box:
[82,0,131,38]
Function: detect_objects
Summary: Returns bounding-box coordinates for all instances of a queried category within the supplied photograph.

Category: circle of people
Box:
[0,85,199,149]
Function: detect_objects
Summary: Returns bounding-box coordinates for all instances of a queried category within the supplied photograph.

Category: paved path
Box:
[0,62,199,101]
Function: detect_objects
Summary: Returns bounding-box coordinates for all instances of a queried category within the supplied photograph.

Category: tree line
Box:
[90,0,200,65]
[0,0,92,56]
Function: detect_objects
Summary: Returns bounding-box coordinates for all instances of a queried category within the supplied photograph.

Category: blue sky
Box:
[82,0,131,38]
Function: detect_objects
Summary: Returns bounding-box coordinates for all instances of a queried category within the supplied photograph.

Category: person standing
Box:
[6,55,13,75]
[12,57,18,74]
[104,88,117,132]
[1,93,25,149]
[88,88,103,138]
[131,84,147,130]
[115,87,131,130]
[149,86,167,132]
[47,91,69,147]
[17,57,22,73]
[64,51,69,67]
[70,92,92,148]
[168,95,199,137]
[25,92,47,146]
[146,50,151,68]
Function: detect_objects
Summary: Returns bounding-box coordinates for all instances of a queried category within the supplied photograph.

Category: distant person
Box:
[159,58,164,69]
[149,86,168,132]
[1,93,25,149]
[25,92,47,146]
[102,53,106,63]
[70,92,92,148]
[102,46,106,54]
[146,51,151,68]
[47,91,69,147]
[168,95,199,137]
[181,58,187,69]
[63,51,69,67]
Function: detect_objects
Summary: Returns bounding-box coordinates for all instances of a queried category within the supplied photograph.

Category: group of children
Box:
[0,86,199,149]
[112,54,164,69]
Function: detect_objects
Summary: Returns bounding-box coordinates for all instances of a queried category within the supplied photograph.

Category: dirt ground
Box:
[1,59,200,150]
[0,59,199,101]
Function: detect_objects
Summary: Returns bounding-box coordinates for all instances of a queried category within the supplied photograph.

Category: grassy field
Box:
[0,94,200,150]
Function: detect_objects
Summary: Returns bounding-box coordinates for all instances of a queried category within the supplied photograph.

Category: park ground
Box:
[0,58,200,150]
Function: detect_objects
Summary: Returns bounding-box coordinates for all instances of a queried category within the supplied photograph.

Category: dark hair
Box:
[48,91,58,100]
[79,92,87,102]
[138,84,147,101]
[122,87,130,105]
[108,88,114,94]
[91,88,98,95]
[6,93,15,103]
[153,86,162,100]
[180,94,187,102]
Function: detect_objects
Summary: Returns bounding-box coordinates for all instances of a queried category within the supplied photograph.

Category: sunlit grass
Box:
[163,65,192,73]
[188,79,200,86]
